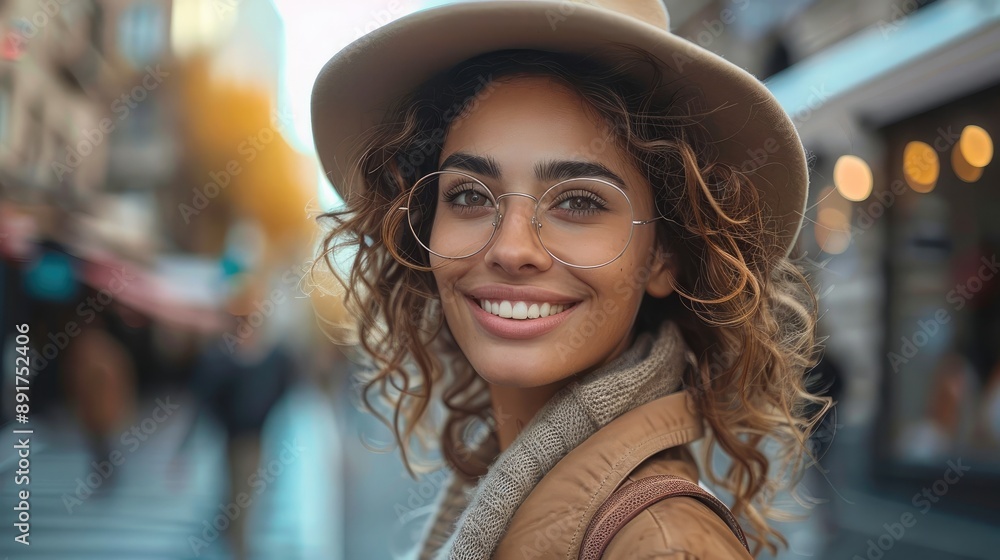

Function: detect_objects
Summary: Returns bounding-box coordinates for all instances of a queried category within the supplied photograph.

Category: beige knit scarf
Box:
[417,321,692,560]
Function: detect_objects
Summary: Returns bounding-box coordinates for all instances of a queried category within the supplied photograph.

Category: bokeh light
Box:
[958,125,993,168]
[815,185,852,254]
[171,0,238,57]
[952,143,984,183]
[903,141,939,193]
[834,155,873,201]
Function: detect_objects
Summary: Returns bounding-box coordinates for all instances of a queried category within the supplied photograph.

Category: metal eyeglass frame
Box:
[398,170,665,269]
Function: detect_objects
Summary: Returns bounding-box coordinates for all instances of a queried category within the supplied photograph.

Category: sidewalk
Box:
[0,384,343,560]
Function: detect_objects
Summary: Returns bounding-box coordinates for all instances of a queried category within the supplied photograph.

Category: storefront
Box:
[761,0,1000,555]
[876,82,999,517]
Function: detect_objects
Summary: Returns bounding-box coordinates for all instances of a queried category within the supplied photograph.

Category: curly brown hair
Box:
[312,46,832,557]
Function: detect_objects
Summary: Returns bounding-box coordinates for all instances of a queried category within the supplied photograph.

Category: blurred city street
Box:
[1,0,999,559]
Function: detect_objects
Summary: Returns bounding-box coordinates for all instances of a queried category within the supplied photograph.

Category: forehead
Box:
[435,75,655,208]
[441,75,616,166]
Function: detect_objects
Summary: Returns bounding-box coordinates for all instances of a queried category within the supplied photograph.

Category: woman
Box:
[310,1,831,558]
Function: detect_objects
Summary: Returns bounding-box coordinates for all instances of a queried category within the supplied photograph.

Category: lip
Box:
[465,295,578,340]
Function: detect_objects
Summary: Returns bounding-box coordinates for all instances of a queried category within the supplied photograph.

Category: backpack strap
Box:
[579,475,750,560]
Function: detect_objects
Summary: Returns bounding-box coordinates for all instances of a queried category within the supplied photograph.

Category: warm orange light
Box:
[903,141,938,193]
[959,125,993,168]
[818,207,849,229]
[814,185,851,254]
[834,155,873,201]
[817,185,852,223]
[952,145,984,183]
[814,222,850,254]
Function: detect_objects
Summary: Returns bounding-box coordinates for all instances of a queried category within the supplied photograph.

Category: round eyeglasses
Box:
[395,170,665,269]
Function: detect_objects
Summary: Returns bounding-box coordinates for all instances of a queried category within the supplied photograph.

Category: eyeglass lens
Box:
[403,172,635,268]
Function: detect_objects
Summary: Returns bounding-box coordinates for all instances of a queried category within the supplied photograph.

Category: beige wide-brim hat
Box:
[311,0,808,256]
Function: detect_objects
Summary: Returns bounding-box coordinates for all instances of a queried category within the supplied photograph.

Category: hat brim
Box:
[311,1,808,256]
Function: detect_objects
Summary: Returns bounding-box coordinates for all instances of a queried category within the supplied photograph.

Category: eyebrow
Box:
[439,152,628,188]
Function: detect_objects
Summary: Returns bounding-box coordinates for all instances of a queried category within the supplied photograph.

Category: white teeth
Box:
[477,299,571,320]
[512,302,528,319]
[498,300,513,318]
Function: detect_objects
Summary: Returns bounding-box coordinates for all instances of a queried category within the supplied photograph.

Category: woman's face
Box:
[430,75,674,388]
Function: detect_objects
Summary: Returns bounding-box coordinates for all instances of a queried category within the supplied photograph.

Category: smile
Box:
[476,299,572,320]
[461,285,581,339]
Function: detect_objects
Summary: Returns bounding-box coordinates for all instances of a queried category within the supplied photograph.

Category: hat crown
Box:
[546,0,670,30]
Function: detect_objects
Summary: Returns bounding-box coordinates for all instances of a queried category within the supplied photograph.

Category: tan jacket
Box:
[493,390,754,559]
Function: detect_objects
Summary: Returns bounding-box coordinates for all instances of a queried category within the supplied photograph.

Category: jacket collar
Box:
[495,389,703,557]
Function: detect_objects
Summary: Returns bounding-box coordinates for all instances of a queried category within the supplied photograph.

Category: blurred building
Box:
[2,0,127,202]
[1,1,341,559]
[668,0,1000,558]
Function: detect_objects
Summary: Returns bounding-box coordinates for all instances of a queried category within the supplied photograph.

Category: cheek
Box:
[429,260,471,312]
[602,270,642,320]
[584,268,641,326]
[601,246,657,308]
[430,266,454,306]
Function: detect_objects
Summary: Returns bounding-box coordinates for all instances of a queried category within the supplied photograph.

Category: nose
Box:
[483,194,552,274]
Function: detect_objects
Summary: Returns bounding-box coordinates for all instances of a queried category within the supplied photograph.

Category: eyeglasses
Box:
[396,170,665,269]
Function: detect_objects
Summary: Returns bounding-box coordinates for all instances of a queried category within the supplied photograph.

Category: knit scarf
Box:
[417,320,692,560]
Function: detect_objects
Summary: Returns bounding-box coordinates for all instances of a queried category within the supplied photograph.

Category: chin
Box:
[470,355,570,388]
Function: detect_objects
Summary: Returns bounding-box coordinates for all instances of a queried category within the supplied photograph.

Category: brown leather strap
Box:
[579,475,750,560]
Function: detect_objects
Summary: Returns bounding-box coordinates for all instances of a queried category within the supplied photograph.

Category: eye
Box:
[552,189,607,213]
[559,196,599,211]
[451,188,492,207]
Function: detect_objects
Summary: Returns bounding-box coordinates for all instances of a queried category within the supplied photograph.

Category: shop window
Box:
[877,82,1000,516]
